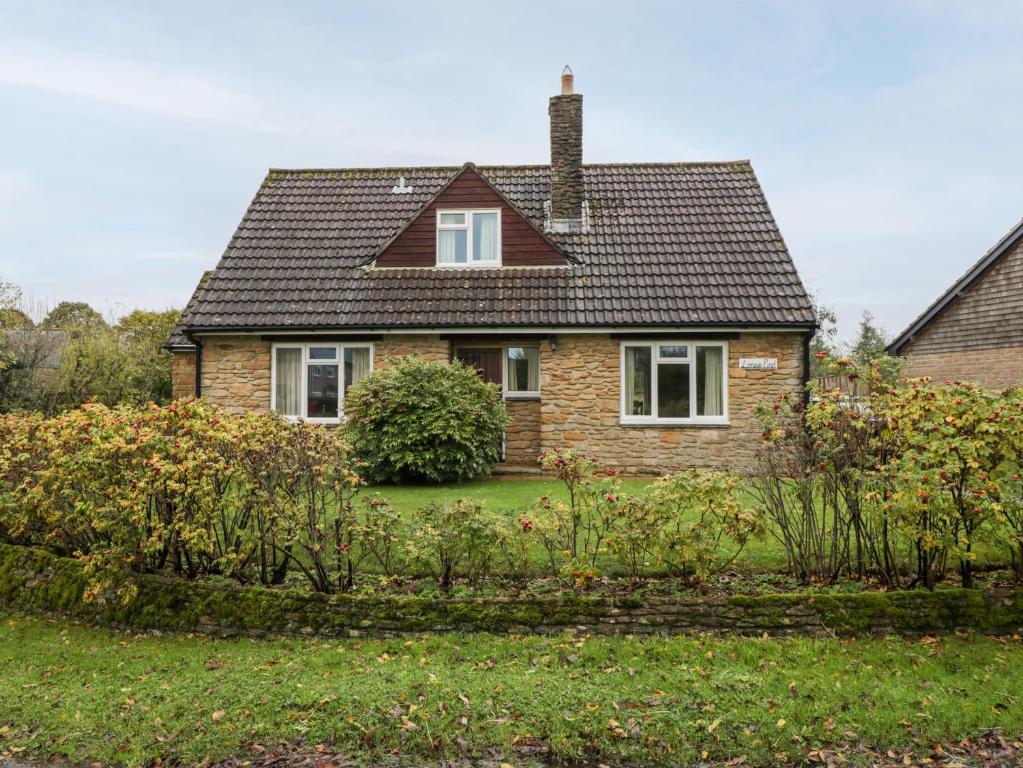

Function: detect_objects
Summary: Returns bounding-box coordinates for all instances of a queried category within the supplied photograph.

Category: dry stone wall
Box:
[2,544,1020,640]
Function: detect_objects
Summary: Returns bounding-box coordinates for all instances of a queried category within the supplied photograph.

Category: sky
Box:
[0,1,1021,343]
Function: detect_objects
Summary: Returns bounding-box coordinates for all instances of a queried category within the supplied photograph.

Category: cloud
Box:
[0,43,299,133]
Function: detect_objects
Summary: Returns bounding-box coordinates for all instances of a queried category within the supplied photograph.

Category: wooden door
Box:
[454,348,502,386]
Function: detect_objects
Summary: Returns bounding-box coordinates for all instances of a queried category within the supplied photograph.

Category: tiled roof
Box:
[168,162,814,348]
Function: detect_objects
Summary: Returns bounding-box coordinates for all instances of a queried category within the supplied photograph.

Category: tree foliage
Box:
[39,301,107,334]
[0,295,181,413]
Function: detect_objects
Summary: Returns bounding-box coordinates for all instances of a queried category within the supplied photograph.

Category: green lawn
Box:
[1,612,1020,767]
[364,476,653,516]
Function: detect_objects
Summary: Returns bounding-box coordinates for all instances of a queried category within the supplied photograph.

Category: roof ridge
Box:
[264,160,754,175]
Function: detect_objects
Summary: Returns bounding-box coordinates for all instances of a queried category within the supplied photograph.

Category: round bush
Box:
[343,355,508,484]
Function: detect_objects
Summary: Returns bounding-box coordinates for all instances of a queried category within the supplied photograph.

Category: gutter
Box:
[184,332,202,398]
[802,329,813,406]
[183,322,817,337]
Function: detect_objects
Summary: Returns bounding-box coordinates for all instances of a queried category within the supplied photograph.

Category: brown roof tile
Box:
[168,162,814,348]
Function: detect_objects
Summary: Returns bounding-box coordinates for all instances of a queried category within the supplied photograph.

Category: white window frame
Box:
[270,342,374,424]
[619,341,729,426]
[436,208,502,267]
[452,343,541,400]
[503,345,541,399]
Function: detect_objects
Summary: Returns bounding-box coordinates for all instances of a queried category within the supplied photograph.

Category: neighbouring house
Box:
[167,69,815,473]
[887,218,1023,389]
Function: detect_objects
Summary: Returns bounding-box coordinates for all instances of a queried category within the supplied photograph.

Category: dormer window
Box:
[437,209,501,267]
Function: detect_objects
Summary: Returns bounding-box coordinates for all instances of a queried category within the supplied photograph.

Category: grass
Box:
[365,476,652,516]
[1,611,1021,767]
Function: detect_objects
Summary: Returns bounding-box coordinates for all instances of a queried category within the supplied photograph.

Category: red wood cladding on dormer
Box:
[376,167,566,268]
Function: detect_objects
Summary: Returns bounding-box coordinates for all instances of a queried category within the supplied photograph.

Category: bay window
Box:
[271,342,372,423]
[437,209,501,266]
[621,341,727,424]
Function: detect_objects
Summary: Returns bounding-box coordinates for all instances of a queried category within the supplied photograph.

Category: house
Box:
[167,69,815,473]
[887,218,1023,389]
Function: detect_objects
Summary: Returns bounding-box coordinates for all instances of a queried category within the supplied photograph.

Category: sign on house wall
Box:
[738,357,778,370]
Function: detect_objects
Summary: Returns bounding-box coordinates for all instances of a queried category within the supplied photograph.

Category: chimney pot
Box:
[560,65,574,95]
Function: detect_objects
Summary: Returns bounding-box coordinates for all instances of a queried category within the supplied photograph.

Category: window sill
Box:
[435,262,502,269]
[279,415,343,425]
[619,419,730,429]
[504,393,541,401]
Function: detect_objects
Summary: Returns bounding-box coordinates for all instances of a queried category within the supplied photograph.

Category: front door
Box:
[453,347,505,460]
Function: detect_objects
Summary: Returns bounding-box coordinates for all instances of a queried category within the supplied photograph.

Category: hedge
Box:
[1,543,1021,638]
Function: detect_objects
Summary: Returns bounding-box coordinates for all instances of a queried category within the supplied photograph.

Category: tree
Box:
[809,295,839,377]
[40,301,106,334]
[115,309,182,404]
[849,310,888,363]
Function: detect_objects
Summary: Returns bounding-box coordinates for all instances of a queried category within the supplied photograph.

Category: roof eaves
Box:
[887,217,1023,354]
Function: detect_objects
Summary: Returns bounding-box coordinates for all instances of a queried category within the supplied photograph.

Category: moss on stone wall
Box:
[1,543,1020,639]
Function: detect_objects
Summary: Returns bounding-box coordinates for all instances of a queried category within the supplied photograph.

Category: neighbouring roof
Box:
[168,162,815,349]
[887,217,1023,355]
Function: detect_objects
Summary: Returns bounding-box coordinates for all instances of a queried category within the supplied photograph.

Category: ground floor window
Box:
[271,342,372,423]
[620,341,728,424]
[453,344,541,398]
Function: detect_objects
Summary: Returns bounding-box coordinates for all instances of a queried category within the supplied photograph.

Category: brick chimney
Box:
[548,66,584,231]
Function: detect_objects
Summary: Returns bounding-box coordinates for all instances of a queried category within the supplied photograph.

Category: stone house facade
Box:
[168,70,815,473]
[888,219,1023,389]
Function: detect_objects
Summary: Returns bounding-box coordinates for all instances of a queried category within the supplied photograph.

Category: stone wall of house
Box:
[200,336,271,414]
[374,334,450,365]
[184,331,803,473]
[170,351,196,400]
[903,346,1023,390]
[540,333,804,474]
[503,399,541,468]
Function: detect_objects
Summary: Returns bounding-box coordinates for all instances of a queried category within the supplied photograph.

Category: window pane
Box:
[308,346,336,360]
[439,212,465,225]
[438,229,467,263]
[344,347,371,396]
[472,212,499,262]
[307,363,339,418]
[507,347,539,392]
[658,345,688,359]
[696,346,724,416]
[624,347,652,416]
[274,348,302,417]
[657,363,690,418]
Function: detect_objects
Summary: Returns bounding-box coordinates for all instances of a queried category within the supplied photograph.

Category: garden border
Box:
[2,543,1021,638]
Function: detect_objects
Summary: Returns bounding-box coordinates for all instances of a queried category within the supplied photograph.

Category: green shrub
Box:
[343,355,508,483]
[608,470,760,579]
[405,499,497,590]
[0,400,364,599]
